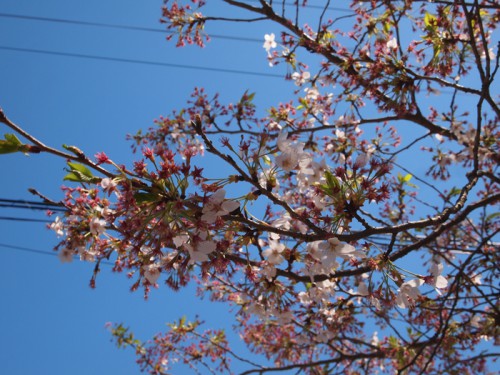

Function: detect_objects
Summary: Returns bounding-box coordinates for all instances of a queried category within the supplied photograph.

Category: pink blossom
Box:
[201,189,239,224]
[143,264,161,285]
[58,247,74,263]
[89,217,106,236]
[100,177,117,192]
[291,71,311,86]
[184,232,217,264]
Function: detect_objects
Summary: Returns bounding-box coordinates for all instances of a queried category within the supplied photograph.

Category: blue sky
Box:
[0,1,301,374]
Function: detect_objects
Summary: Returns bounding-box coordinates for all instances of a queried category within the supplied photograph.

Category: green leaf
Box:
[67,162,94,178]
[448,187,461,197]
[63,172,83,182]
[325,170,340,191]
[485,212,500,221]
[133,192,158,204]
[397,173,412,184]
[5,133,22,146]
[62,144,85,157]
[63,167,100,183]
[424,12,437,29]
[0,133,24,154]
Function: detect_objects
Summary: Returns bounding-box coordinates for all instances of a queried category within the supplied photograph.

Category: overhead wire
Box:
[0,12,468,95]
[0,9,487,252]
[0,199,493,252]
[0,3,352,39]
[0,12,262,43]
[0,45,285,78]
[0,242,114,266]
[0,198,65,212]
[0,216,52,223]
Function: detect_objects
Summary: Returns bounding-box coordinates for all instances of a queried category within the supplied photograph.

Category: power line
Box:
[0,4,351,40]
[0,242,59,257]
[0,203,66,212]
[0,198,65,212]
[0,242,114,265]
[242,1,351,12]
[0,12,261,43]
[0,216,52,223]
[0,45,284,78]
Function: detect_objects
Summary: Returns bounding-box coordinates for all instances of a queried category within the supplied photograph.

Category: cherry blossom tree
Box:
[1,0,499,374]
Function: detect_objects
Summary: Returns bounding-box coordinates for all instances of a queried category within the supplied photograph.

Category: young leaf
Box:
[133,192,159,204]
[63,172,83,182]
[67,162,94,178]
[0,133,24,154]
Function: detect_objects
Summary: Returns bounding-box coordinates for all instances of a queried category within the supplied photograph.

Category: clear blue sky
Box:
[0,1,300,374]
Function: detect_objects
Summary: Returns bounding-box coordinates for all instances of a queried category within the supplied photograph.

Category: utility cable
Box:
[0,4,351,41]
[0,216,52,223]
[0,242,114,265]
[0,198,65,212]
[0,12,261,43]
[0,45,284,78]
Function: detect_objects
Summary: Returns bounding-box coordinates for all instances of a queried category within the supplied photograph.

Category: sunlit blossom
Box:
[396,279,423,309]
[291,71,311,86]
[50,216,64,237]
[89,217,107,236]
[262,239,286,265]
[386,37,398,50]
[143,264,161,284]
[201,189,239,224]
[263,33,277,52]
[184,232,217,264]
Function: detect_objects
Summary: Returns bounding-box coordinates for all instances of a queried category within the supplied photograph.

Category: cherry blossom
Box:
[428,260,448,293]
[262,33,277,53]
[386,37,398,51]
[262,239,286,265]
[183,231,216,264]
[143,264,161,285]
[58,247,74,263]
[89,217,107,236]
[291,71,311,86]
[396,279,424,309]
[49,216,64,237]
[201,189,239,224]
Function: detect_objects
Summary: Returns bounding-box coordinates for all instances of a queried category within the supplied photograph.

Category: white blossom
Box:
[357,281,370,296]
[50,216,64,237]
[291,71,311,86]
[262,240,286,265]
[100,177,117,191]
[263,33,277,52]
[396,279,424,308]
[429,261,448,293]
[386,37,398,50]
